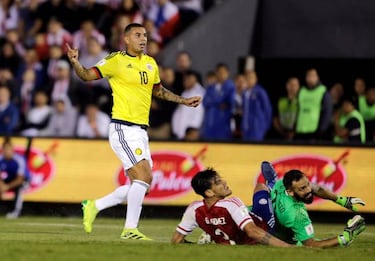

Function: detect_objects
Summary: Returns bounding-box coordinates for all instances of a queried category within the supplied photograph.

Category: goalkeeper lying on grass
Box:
[173,162,366,247]
[259,161,366,247]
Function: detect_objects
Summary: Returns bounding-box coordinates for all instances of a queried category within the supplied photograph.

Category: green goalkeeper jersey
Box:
[271,180,315,244]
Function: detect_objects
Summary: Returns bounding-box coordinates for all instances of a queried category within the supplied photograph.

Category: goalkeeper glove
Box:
[336,196,366,212]
[337,215,366,247]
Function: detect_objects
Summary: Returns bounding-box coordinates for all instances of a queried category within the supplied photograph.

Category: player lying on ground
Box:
[171,168,291,246]
[260,161,366,247]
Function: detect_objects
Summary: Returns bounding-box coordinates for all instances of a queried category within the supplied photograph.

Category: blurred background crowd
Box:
[0,0,374,144]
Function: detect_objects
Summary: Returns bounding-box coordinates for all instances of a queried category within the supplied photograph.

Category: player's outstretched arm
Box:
[302,215,366,248]
[244,222,291,247]
[312,184,365,212]
[66,43,100,82]
[171,231,187,243]
[152,85,201,107]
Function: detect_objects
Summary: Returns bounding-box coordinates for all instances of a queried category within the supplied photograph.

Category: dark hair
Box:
[215,63,229,71]
[124,23,144,34]
[184,70,198,79]
[283,169,305,190]
[177,51,192,58]
[206,71,215,77]
[340,94,355,106]
[191,168,218,198]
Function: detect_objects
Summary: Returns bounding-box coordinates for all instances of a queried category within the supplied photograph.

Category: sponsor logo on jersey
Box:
[256,150,349,205]
[0,142,57,196]
[116,146,207,202]
[146,64,153,71]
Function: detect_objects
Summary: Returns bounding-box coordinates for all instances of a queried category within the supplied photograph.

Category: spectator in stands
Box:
[201,63,235,141]
[148,67,177,140]
[144,18,163,46]
[0,41,21,76]
[352,77,366,106]
[0,0,19,39]
[18,0,39,46]
[115,0,144,24]
[232,73,247,139]
[0,137,28,219]
[77,37,109,83]
[77,36,111,114]
[20,90,51,137]
[30,0,78,35]
[325,82,345,141]
[136,0,157,15]
[45,44,65,81]
[295,68,332,141]
[76,102,110,138]
[4,28,26,57]
[273,77,299,141]
[47,59,84,108]
[73,36,109,88]
[39,96,77,137]
[77,0,110,30]
[44,17,73,52]
[19,69,38,116]
[147,0,180,44]
[16,48,45,89]
[146,39,161,58]
[330,82,344,112]
[0,84,19,135]
[110,14,131,51]
[241,70,272,141]
[0,68,16,95]
[333,95,366,144]
[358,87,375,142]
[174,51,201,95]
[72,20,106,58]
[204,70,216,87]
[172,70,205,141]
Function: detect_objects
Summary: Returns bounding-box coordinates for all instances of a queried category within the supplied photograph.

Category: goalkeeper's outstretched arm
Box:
[311,183,365,211]
[303,215,366,248]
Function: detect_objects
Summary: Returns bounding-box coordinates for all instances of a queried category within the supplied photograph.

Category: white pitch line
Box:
[16,222,119,229]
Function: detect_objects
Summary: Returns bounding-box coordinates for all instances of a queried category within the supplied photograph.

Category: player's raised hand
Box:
[183,96,201,107]
[66,43,79,63]
[338,215,366,247]
[336,196,366,212]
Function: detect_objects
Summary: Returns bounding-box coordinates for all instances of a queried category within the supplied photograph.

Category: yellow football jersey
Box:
[94,51,160,125]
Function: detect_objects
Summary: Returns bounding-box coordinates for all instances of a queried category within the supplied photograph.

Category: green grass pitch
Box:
[0,217,374,261]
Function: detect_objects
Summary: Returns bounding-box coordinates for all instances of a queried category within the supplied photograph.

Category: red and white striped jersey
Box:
[176,197,266,245]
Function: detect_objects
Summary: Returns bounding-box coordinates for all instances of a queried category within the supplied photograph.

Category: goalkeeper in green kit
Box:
[260,161,366,248]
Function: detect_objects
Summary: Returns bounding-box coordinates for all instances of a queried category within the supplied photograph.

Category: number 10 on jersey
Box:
[139,71,148,85]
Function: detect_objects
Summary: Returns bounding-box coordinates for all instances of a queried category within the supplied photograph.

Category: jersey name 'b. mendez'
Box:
[176,197,267,245]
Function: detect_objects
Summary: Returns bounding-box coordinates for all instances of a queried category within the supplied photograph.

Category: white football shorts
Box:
[109,122,153,171]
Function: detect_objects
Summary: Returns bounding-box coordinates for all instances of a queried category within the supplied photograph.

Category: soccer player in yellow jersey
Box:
[66,23,201,240]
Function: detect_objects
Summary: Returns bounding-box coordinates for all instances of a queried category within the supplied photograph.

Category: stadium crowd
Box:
[0,0,374,144]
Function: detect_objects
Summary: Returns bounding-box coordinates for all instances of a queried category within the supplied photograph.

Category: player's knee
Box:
[253,183,269,193]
